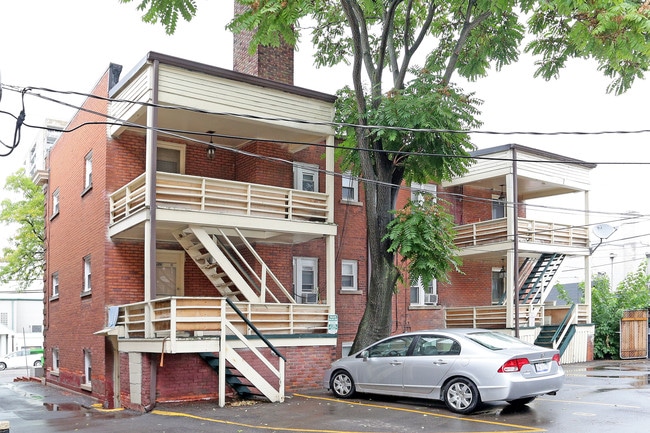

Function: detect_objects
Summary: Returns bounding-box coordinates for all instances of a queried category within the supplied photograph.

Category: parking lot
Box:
[1,359,649,433]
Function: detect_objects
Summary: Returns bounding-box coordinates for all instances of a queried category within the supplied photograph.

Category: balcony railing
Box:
[117,297,330,345]
[454,218,589,249]
[110,172,330,225]
[444,304,590,329]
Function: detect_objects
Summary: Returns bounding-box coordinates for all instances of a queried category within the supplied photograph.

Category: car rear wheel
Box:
[443,377,480,414]
[33,360,42,367]
[507,397,536,406]
[0,362,6,371]
[330,370,355,398]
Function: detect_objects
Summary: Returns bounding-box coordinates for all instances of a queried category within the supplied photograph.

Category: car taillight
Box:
[552,353,561,365]
[498,357,530,373]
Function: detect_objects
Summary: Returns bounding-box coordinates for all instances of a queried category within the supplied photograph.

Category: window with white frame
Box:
[293,257,318,304]
[410,276,437,306]
[83,255,92,294]
[411,182,437,203]
[84,151,93,191]
[0,312,7,326]
[341,172,359,202]
[341,260,358,291]
[52,272,59,297]
[52,188,60,217]
[52,348,60,373]
[157,142,186,174]
[83,349,92,387]
[293,163,319,192]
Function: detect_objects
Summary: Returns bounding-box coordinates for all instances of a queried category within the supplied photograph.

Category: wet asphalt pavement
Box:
[1,359,649,433]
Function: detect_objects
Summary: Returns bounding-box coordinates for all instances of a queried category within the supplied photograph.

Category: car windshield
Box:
[466,331,526,350]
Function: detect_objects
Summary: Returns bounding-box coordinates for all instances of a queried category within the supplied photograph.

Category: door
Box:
[402,335,459,395]
[293,257,318,304]
[156,250,185,298]
[356,335,415,394]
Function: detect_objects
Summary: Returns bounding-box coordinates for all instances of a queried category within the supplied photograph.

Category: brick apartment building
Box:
[40,13,595,411]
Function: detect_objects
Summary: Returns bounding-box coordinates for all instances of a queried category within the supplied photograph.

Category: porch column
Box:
[325,135,336,313]
[505,172,516,329]
[144,60,159,302]
[584,190,592,323]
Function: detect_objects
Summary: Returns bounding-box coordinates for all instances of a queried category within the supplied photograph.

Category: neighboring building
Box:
[25,118,66,181]
[0,286,43,355]
[41,20,595,412]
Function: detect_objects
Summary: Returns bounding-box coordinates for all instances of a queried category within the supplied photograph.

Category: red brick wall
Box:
[44,69,112,400]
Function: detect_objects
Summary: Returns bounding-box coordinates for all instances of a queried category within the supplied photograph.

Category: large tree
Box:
[121,0,650,351]
[0,169,45,291]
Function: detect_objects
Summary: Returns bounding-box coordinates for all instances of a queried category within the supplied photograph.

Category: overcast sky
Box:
[1,0,648,284]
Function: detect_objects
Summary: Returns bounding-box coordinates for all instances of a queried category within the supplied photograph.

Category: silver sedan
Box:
[323,328,564,414]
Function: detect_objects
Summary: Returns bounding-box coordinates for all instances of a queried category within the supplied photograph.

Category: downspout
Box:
[143,58,159,412]
[512,148,520,338]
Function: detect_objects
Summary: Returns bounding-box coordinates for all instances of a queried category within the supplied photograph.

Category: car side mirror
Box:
[361,350,369,361]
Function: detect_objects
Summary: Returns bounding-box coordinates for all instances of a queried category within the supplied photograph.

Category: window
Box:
[157,142,186,174]
[411,182,437,204]
[413,335,461,356]
[366,335,415,358]
[341,172,359,202]
[293,257,318,304]
[0,312,7,326]
[83,349,92,388]
[341,260,358,291]
[492,268,506,304]
[294,163,319,192]
[52,348,60,373]
[83,151,93,191]
[410,276,437,306]
[52,188,60,217]
[83,255,92,294]
[52,272,59,297]
[492,194,506,219]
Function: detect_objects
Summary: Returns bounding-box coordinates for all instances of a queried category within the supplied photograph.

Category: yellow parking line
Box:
[538,397,641,409]
[295,394,544,433]
[150,392,547,433]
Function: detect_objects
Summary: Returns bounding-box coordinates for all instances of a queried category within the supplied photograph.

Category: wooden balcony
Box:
[444,304,590,329]
[109,172,334,241]
[114,297,331,353]
[454,218,589,252]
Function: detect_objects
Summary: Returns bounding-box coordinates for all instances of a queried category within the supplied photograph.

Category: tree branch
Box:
[396,0,438,89]
[442,0,491,85]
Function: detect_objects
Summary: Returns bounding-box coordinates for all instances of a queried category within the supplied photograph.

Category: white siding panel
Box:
[516,152,591,191]
[109,72,152,135]
[157,65,334,136]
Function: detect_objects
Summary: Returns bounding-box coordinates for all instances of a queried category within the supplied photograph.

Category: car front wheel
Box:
[443,377,480,414]
[33,360,42,367]
[330,370,355,398]
[0,362,6,371]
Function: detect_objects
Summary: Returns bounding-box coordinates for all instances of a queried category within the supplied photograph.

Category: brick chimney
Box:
[233,2,294,85]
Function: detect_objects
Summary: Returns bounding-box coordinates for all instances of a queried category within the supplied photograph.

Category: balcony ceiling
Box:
[120,105,328,153]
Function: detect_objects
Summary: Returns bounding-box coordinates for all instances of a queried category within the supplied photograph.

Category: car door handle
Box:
[433,360,447,365]
[390,361,403,366]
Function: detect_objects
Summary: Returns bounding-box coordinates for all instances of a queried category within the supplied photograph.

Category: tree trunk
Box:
[349,160,401,353]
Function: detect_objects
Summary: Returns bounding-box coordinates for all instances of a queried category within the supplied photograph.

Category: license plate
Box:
[534,362,550,373]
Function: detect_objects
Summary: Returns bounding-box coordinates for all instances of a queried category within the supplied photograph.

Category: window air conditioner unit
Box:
[302,293,319,304]
[424,293,438,305]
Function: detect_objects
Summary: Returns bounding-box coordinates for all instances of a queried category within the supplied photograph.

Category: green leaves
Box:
[383,194,462,288]
[121,0,198,35]
[0,169,45,291]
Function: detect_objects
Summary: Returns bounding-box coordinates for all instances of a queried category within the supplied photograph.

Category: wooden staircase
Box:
[200,352,266,400]
[518,253,565,305]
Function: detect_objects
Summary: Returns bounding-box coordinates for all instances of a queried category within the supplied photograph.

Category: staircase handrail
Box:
[225,297,286,362]
[219,227,295,303]
[550,303,577,350]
